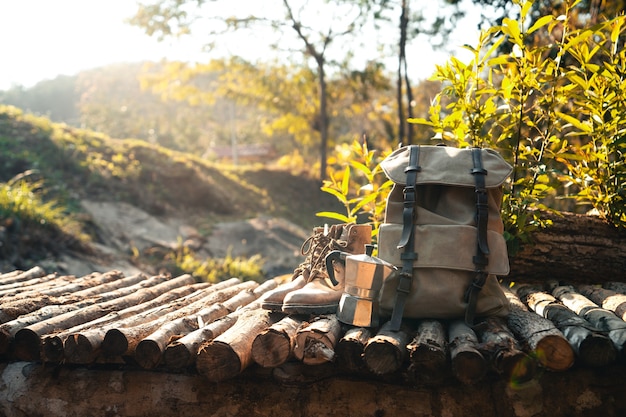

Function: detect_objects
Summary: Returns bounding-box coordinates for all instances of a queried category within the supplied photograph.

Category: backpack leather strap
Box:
[466,147,490,325]
[390,145,420,331]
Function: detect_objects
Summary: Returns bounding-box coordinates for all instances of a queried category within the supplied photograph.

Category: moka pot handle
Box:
[325,250,348,286]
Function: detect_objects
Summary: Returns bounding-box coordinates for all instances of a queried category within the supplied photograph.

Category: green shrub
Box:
[413,0,625,250]
[320,0,625,256]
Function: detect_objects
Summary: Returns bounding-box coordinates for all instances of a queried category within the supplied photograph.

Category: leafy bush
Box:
[320,0,625,255]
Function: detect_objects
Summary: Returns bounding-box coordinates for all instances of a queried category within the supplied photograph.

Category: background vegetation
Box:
[1,0,624,276]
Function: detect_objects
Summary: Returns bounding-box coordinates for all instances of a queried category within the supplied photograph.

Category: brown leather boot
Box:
[260,226,327,311]
[281,223,372,315]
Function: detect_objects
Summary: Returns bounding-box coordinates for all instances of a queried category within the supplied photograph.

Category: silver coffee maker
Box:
[325,244,397,328]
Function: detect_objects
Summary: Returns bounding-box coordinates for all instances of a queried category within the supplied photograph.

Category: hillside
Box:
[0,105,342,276]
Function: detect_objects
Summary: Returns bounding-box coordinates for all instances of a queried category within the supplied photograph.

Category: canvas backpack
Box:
[377,145,513,331]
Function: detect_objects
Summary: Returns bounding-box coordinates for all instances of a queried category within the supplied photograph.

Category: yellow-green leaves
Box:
[317,140,392,240]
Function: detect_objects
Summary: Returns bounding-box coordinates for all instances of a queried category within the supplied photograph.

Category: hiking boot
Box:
[281,223,372,315]
[261,275,307,311]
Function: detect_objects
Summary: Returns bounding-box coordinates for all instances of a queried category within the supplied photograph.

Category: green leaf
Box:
[321,186,347,203]
[350,160,371,178]
[341,165,350,196]
[556,111,592,133]
[315,211,352,223]
[527,15,554,35]
[502,18,522,44]
[352,192,379,214]
[521,1,532,19]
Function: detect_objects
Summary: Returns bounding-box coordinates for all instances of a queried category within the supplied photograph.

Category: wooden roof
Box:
[1,266,625,385]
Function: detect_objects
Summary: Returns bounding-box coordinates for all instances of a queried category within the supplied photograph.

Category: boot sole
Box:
[282,303,338,315]
[261,301,285,311]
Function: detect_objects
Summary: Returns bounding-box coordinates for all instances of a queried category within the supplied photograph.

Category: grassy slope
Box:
[0,105,342,268]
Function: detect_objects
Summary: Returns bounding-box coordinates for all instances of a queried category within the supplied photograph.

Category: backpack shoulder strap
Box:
[389,145,421,331]
[465,147,490,325]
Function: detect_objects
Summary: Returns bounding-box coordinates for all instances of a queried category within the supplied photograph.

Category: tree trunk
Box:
[293,315,342,366]
[503,289,575,372]
[516,284,617,367]
[448,320,486,385]
[12,274,198,362]
[508,212,626,283]
[336,327,371,373]
[552,284,626,358]
[196,308,273,382]
[251,315,303,368]
[475,316,537,383]
[407,319,448,384]
[363,321,409,376]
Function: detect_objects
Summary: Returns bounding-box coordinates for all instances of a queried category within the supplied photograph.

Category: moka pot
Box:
[325,244,397,327]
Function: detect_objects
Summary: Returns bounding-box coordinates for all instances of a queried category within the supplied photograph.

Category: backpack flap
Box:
[380,146,513,188]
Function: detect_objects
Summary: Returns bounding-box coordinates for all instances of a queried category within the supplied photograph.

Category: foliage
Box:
[164,243,266,284]
[0,172,85,239]
[317,139,393,242]
[319,0,625,257]
[410,0,625,252]
[0,171,90,268]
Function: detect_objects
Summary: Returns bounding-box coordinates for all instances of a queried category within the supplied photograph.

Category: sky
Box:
[0,0,479,91]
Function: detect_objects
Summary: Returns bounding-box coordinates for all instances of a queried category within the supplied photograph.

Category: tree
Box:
[130,0,380,181]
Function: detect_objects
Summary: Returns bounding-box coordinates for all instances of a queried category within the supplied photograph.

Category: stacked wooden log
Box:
[1,266,626,385]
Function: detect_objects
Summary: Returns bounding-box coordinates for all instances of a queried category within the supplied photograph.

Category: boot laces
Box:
[292,224,348,282]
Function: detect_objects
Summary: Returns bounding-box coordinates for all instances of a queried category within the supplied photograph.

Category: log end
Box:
[101,329,129,357]
[163,342,192,370]
[363,340,405,375]
[13,328,41,361]
[64,333,100,364]
[197,341,242,382]
[451,350,487,385]
[251,330,291,368]
[535,335,575,372]
[135,339,163,369]
[578,335,618,368]
[42,335,65,363]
